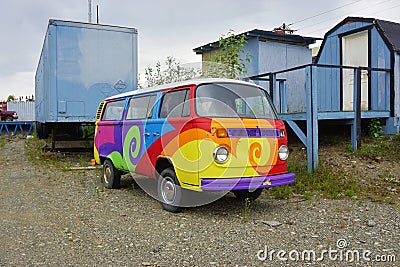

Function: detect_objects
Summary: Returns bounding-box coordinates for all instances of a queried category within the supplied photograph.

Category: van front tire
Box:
[102,159,121,189]
[157,168,182,213]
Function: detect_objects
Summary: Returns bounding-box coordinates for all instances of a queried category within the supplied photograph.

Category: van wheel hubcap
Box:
[161,177,176,204]
[104,166,111,184]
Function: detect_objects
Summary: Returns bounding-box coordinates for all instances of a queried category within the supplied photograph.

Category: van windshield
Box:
[195,83,278,119]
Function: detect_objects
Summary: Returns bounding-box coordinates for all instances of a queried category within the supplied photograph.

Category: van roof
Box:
[107,78,259,100]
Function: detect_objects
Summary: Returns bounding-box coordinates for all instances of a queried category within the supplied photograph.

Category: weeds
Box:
[24,135,46,162]
[270,185,292,199]
[280,135,400,204]
[355,135,400,161]
[285,159,358,200]
[242,197,251,222]
[368,119,383,139]
[24,135,67,168]
[0,136,5,149]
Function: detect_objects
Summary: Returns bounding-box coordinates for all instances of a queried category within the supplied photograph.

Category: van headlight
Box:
[213,146,229,164]
[278,145,289,161]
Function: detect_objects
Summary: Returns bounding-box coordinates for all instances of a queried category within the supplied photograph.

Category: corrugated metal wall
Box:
[8,102,35,121]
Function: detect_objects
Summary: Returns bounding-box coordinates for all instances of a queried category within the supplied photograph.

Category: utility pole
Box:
[88,0,92,23]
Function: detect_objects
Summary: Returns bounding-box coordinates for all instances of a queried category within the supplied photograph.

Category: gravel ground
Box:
[0,138,399,266]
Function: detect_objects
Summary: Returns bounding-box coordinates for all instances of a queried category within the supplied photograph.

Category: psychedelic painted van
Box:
[94,78,294,212]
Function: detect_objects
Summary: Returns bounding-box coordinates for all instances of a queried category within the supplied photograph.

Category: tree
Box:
[7,95,16,102]
[215,30,251,78]
[144,56,201,87]
[202,30,251,79]
[142,30,251,87]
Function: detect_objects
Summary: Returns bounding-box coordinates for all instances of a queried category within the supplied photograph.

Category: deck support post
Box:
[306,66,319,172]
[351,68,362,150]
[269,73,277,108]
[279,80,287,113]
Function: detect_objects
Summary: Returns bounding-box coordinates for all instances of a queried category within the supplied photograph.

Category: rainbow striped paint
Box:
[94,79,294,193]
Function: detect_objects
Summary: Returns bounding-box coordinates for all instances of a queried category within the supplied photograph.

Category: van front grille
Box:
[96,101,105,121]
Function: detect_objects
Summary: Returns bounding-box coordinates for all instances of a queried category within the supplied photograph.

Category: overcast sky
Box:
[0,0,399,101]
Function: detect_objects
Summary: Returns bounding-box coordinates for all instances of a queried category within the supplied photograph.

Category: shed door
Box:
[342,30,369,111]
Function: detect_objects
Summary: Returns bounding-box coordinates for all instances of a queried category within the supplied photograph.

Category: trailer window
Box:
[126,95,157,120]
[101,100,125,121]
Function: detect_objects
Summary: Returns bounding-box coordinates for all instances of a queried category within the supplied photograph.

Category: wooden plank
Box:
[311,66,319,170]
[352,68,362,150]
[269,74,277,108]
[279,111,390,121]
[279,80,287,113]
[305,66,314,172]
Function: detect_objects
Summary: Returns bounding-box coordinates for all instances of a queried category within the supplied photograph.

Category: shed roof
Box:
[193,29,318,54]
[376,19,400,53]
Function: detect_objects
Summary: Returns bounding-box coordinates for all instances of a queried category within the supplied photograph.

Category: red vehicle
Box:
[0,109,18,121]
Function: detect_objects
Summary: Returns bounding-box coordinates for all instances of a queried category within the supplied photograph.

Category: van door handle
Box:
[153,133,160,136]
[144,133,150,137]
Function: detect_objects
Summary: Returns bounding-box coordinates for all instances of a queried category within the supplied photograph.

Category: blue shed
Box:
[193,29,317,112]
[315,16,400,133]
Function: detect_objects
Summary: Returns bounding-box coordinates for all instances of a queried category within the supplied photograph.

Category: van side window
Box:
[127,96,149,120]
[126,94,157,120]
[147,95,157,118]
[159,89,190,118]
[182,90,190,117]
[101,100,125,121]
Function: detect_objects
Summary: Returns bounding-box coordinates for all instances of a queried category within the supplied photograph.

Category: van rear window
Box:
[195,83,277,119]
[101,100,125,121]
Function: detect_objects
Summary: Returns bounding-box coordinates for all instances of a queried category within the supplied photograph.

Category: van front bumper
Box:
[201,173,295,191]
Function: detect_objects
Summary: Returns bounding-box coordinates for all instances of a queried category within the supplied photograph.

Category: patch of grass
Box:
[83,126,95,148]
[0,136,5,149]
[277,156,360,200]
[242,197,251,222]
[270,185,292,199]
[354,135,400,161]
[24,135,65,167]
[282,137,399,204]
[301,191,314,200]
[24,135,46,162]
[344,189,356,197]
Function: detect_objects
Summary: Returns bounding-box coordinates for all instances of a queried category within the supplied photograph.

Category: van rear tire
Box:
[102,159,121,189]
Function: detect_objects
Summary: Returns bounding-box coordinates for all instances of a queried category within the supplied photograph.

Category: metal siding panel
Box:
[395,54,400,117]
[48,24,58,122]
[257,41,311,113]
[8,102,35,121]
[241,38,258,77]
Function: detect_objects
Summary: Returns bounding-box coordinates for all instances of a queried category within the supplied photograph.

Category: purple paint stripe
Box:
[227,128,280,138]
[201,173,295,191]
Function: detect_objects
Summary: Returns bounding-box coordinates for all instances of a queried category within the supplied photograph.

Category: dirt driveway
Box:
[0,138,398,266]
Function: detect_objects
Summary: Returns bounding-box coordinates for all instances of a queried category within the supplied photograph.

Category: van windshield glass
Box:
[195,83,277,119]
